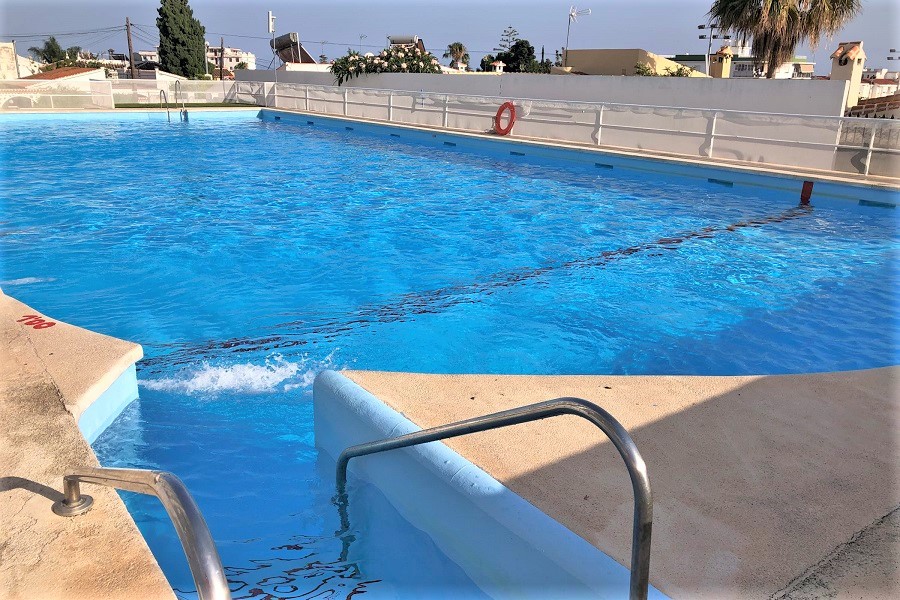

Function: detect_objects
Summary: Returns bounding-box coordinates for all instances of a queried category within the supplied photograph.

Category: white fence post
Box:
[864,124,877,176]
[304,85,309,112]
[707,111,719,158]
[343,89,348,116]
[596,104,605,146]
[388,91,393,122]
[443,94,449,128]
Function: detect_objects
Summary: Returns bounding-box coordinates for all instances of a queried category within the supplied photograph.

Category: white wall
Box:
[238,69,850,116]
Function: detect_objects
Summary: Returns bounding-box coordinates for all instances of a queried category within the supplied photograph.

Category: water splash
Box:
[140,352,338,395]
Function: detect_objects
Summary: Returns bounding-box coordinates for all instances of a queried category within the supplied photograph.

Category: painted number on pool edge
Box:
[18,314,56,329]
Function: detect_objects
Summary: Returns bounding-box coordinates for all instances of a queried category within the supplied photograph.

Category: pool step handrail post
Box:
[52,466,231,600]
[159,89,170,122]
[174,80,187,121]
[335,397,653,600]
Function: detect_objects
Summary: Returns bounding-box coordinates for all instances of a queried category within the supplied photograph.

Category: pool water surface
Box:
[1,110,897,598]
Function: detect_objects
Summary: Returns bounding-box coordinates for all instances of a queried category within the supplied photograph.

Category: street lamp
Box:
[564,6,591,68]
[888,48,898,61]
[698,23,731,75]
[359,34,367,53]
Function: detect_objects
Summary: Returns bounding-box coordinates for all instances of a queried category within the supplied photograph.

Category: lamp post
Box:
[698,23,731,75]
[359,34,367,53]
[564,6,591,68]
[888,48,898,62]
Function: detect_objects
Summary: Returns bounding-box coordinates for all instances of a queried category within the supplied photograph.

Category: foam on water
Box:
[0,276,56,286]
[139,352,338,395]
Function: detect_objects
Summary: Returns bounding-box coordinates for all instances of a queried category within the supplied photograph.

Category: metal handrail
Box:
[52,467,230,600]
[159,89,170,122]
[336,397,653,600]
[174,80,187,120]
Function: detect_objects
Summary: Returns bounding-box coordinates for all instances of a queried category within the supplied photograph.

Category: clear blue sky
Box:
[1,0,897,73]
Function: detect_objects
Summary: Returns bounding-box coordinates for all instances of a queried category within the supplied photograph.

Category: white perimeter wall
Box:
[237,69,850,116]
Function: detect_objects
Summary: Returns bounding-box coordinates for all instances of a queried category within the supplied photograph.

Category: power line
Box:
[1,26,123,40]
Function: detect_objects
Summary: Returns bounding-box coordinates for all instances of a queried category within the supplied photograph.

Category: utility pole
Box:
[220,37,225,80]
[11,39,21,78]
[125,17,137,79]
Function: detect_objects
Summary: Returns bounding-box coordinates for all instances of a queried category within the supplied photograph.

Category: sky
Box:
[1,0,898,74]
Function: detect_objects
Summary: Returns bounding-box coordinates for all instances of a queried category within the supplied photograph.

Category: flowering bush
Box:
[331,46,442,85]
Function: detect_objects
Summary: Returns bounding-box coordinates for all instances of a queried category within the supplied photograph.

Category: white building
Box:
[132,46,256,70]
[670,43,814,79]
[206,45,255,70]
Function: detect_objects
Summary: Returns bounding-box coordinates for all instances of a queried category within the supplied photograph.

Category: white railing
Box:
[2,78,897,179]
[259,81,900,179]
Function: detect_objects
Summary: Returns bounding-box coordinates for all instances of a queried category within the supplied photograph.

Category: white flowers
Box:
[398,51,405,58]
[418,61,423,67]
[400,62,407,69]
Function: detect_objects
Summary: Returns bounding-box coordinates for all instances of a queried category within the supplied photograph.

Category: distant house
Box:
[670,44,814,79]
[562,48,707,77]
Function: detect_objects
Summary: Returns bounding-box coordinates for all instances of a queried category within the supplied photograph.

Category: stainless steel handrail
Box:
[174,80,187,120]
[159,89,170,122]
[336,397,653,600]
[52,467,230,600]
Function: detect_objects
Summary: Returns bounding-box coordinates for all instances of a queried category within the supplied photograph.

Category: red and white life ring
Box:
[494,101,516,136]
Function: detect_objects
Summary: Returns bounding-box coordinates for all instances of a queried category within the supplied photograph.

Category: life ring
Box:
[494,102,516,135]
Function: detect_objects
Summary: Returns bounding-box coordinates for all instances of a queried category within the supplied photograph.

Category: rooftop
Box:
[21,67,103,81]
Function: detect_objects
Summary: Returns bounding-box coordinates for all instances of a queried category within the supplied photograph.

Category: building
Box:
[560,48,707,77]
[206,45,255,70]
[132,45,256,71]
[670,43,814,79]
[0,42,42,79]
[830,41,866,110]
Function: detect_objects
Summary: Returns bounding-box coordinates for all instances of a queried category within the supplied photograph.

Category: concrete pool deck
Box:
[0,291,173,599]
[343,369,899,599]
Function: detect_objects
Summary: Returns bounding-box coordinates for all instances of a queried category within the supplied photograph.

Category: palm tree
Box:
[28,36,66,64]
[443,42,469,69]
[708,0,861,78]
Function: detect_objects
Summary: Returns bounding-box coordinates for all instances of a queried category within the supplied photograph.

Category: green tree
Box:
[495,39,541,73]
[479,53,496,72]
[443,42,469,68]
[28,36,66,64]
[708,0,861,79]
[234,61,248,70]
[318,54,329,63]
[495,26,519,51]
[65,46,82,60]
[157,0,207,78]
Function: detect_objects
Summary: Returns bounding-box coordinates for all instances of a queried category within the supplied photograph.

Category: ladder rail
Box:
[52,466,230,600]
[159,89,170,122]
[336,397,652,600]
[174,80,187,120]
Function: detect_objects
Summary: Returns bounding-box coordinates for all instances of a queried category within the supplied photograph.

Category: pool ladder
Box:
[159,84,188,123]
[53,467,230,600]
[336,397,653,600]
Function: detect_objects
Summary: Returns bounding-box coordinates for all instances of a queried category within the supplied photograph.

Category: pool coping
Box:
[0,290,174,600]
[258,107,900,194]
[326,368,899,599]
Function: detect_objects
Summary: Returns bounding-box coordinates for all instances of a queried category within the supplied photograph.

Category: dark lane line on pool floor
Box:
[140,203,813,371]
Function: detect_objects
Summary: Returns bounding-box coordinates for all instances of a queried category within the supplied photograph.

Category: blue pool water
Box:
[1,110,897,598]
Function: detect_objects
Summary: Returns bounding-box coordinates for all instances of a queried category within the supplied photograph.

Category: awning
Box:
[799,64,814,73]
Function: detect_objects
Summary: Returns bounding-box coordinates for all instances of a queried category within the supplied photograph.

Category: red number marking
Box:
[17,315,56,329]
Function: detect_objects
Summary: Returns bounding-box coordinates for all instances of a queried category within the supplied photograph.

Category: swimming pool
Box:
[1,110,897,598]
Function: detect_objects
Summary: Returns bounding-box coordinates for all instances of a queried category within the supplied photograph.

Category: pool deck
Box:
[0,291,174,599]
[344,368,899,599]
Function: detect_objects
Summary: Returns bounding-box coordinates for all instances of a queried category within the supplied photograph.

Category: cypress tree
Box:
[157,0,206,78]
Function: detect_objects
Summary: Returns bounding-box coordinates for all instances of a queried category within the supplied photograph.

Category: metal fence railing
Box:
[259,81,899,179]
[2,77,897,179]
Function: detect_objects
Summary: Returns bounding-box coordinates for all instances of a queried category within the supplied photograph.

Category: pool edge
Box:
[313,369,668,599]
